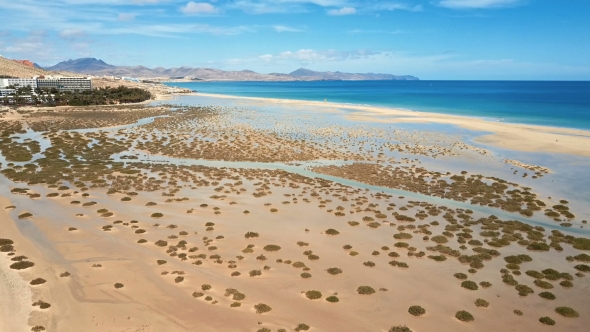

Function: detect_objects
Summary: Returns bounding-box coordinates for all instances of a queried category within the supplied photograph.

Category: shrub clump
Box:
[114,283,124,289]
[254,303,272,314]
[305,290,322,300]
[555,306,579,318]
[408,305,425,316]
[539,291,556,300]
[294,324,310,332]
[539,316,555,325]
[151,212,163,218]
[455,310,474,322]
[389,326,412,332]
[461,280,478,290]
[263,244,281,252]
[30,278,46,285]
[326,295,339,303]
[454,273,468,280]
[327,267,343,275]
[10,261,35,270]
[325,228,340,235]
[357,286,376,295]
[475,299,489,308]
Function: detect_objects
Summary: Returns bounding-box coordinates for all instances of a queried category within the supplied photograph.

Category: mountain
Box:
[45,58,419,81]
[47,58,115,72]
[288,68,418,81]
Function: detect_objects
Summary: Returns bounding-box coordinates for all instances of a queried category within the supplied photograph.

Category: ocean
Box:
[163,80,590,130]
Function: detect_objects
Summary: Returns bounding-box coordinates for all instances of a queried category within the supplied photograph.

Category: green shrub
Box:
[294,323,310,332]
[475,299,489,308]
[454,273,468,280]
[574,264,590,272]
[408,305,425,316]
[249,270,262,277]
[461,280,478,290]
[527,242,550,251]
[301,272,312,278]
[515,284,534,296]
[10,261,34,270]
[357,286,376,295]
[555,306,579,318]
[155,240,167,247]
[574,253,590,261]
[326,295,339,303]
[230,302,241,307]
[245,231,259,238]
[305,290,322,300]
[151,212,163,218]
[394,232,412,239]
[325,228,340,235]
[18,212,33,219]
[327,267,342,275]
[114,283,124,289]
[455,310,474,322]
[479,281,492,288]
[539,291,555,300]
[431,235,448,244]
[504,255,522,264]
[363,261,376,267]
[539,316,555,325]
[534,279,554,289]
[389,326,412,332]
[560,280,573,288]
[202,284,212,291]
[573,238,590,250]
[263,244,281,252]
[525,270,544,279]
[30,278,46,285]
[254,303,272,314]
[514,310,523,316]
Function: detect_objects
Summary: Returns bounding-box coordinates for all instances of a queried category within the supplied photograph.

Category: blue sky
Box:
[1,0,589,79]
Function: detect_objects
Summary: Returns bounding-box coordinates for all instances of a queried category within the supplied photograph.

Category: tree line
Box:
[2,86,153,106]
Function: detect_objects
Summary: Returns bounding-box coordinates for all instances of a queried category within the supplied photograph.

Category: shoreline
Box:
[183,92,590,157]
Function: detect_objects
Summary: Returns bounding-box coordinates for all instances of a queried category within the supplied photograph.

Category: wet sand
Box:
[0,98,589,332]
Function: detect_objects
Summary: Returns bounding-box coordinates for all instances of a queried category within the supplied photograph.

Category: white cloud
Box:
[327,7,356,15]
[118,13,136,21]
[180,2,218,14]
[258,48,379,63]
[273,25,303,33]
[438,0,521,9]
[59,28,86,40]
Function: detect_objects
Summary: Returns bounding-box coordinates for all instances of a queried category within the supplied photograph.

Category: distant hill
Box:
[0,56,66,78]
[288,68,418,81]
[47,58,115,72]
[45,58,419,81]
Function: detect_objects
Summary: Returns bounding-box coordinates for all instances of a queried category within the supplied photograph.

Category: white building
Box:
[37,77,92,92]
[0,88,15,97]
[0,78,37,89]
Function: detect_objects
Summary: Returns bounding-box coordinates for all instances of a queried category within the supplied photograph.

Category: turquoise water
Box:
[164,81,590,130]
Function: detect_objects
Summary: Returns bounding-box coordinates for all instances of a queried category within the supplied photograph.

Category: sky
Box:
[1,0,589,80]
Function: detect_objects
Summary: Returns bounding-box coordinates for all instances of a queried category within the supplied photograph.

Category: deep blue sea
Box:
[164,81,590,130]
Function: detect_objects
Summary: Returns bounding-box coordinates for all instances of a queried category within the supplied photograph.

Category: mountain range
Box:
[45,58,418,81]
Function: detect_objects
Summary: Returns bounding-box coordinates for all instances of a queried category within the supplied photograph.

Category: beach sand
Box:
[0,96,589,331]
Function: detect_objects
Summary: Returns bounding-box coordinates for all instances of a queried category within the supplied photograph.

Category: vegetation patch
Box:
[357,286,376,295]
[555,306,579,318]
[539,316,555,325]
[305,290,322,300]
[461,280,478,290]
[408,305,425,316]
[455,310,474,322]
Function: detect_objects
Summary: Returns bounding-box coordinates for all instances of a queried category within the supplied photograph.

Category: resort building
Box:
[0,89,16,97]
[0,78,37,89]
[0,77,92,92]
[37,77,92,92]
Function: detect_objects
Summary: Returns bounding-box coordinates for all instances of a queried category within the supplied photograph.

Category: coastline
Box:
[188,92,590,157]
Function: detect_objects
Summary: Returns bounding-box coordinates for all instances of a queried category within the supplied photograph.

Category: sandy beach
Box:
[0,95,589,332]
